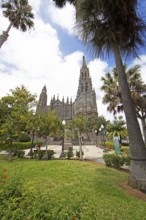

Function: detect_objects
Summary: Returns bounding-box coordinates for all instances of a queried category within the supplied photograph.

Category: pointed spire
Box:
[42,85,47,93]
[62,96,64,103]
[82,55,87,68]
[67,97,69,103]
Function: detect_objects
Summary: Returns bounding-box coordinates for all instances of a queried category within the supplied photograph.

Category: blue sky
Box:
[0,0,146,121]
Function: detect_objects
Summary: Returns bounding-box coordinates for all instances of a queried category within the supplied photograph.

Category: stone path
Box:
[24,145,105,162]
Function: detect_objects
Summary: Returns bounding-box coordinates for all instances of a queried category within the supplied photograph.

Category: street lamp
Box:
[94,129,98,147]
[60,119,66,158]
[100,124,107,152]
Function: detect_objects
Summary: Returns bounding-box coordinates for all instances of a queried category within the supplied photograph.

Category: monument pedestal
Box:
[64,138,73,150]
[64,128,73,150]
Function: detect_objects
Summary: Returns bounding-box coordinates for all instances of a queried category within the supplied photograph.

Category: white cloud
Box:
[132,55,146,83]
[47,1,76,35]
[29,0,41,14]
[2,1,146,124]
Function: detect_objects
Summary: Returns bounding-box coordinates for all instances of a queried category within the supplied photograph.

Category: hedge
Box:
[103,153,130,169]
[0,141,43,151]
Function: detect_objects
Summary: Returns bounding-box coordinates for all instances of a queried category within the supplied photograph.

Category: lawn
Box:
[0,158,146,220]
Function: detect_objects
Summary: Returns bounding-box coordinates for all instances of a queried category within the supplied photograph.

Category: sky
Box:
[0,0,146,121]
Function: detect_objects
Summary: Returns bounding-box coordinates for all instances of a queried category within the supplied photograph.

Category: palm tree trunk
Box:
[113,44,146,190]
[141,118,146,144]
[0,23,13,48]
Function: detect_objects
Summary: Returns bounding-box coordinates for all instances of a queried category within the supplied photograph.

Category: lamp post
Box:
[94,129,98,147]
[60,119,66,158]
[100,124,107,152]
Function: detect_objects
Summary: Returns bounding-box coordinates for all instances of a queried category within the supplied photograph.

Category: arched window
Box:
[81,83,84,93]
[82,72,84,79]
[85,83,88,92]
[64,107,68,117]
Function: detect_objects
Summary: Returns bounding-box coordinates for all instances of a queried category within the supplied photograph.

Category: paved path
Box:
[24,145,105,163]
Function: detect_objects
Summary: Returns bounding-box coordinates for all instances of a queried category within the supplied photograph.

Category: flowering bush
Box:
[0,167,26,219]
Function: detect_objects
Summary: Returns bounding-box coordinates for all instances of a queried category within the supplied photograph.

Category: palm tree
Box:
[101,67,122,114]
[107,116,128,144]
[0,0,34,48]
[101,65,146,143]
[52,0,75,8]
[53,0,146,190]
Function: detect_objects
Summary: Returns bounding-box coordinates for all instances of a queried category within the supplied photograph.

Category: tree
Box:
[37,111,61,159]
[53,0,75,8]
[53,0,146,190]
[101,65,146,143]
[0,0,34,48]
[69,114,87,160]
[26,112,40,152]
[0,85,36,160]
[86,115,109,132]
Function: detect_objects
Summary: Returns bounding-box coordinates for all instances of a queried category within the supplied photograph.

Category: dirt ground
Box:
[118,181,146,202]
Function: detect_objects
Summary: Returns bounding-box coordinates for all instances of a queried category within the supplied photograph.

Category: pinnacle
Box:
[82,55,87,68]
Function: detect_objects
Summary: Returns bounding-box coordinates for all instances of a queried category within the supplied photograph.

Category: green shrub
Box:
[47,150,55,160]
[105,142,114,150]
[103,153,130,169]
[103,154,113,167]
[38,150,45,160]
[123,156,131,166]
[76,150,84,159]
[0,168,28,220]
[0,141,43,151]
[111,154,124,169]
[35,150,55,160]
[66,147,74,160]
[17,133,31,142]
[12,149,25,158]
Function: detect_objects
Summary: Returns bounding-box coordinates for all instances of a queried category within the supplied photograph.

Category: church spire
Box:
[82,55,87,68]
[36,85,47,114]
[42,85,47,93]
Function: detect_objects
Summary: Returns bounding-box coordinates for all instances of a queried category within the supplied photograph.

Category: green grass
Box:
[0,154,9,161]
[0,159,146,219]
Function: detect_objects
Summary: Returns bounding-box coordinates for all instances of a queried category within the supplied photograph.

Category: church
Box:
[36,56,98,121]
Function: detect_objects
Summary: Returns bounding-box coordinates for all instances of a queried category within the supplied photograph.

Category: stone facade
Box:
[36,56,98,120]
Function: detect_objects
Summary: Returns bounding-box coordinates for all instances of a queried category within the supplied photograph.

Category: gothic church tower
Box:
[73,56,97,116]
[36,56,98,119]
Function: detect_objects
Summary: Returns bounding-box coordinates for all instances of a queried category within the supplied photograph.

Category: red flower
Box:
[2,175,8,179]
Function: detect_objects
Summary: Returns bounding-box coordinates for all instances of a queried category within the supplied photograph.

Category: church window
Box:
[81,72,83,79]
[81,83,84,93]
[65,107,68,117]
[85,83,88,92]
